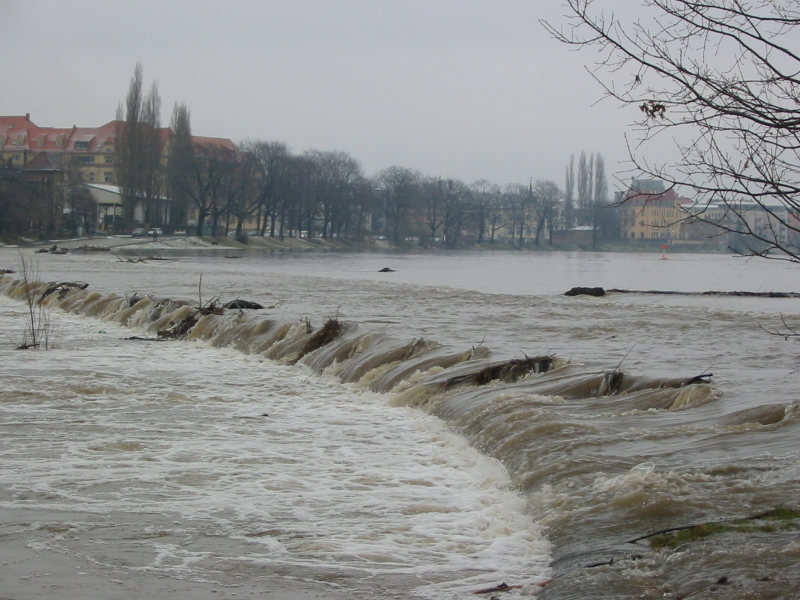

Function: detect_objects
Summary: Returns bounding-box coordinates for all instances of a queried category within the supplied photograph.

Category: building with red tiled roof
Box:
[1,114,119,184]
[1,113,235,186]
[1,113,237,233]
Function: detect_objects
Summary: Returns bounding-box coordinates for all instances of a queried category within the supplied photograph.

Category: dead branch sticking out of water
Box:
[685,373,713,385]
[472,581,523,594]
[294,318,342,362]
[626,506,800,548]
[112,251,171,263]
[198,298,224,315]
[39,281,89,301]
[16,254,56,350]
[112,251,146,263]
[1,268,16,274]
[445,355,554,389]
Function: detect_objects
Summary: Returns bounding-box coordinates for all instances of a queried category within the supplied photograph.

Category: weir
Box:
[6,274,798,599]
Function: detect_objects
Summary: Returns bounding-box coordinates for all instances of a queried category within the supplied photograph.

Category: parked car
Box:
[147,228,163,238]
[131,227,145,238]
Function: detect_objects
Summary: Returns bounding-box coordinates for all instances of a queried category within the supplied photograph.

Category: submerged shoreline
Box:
[2,232,727,257]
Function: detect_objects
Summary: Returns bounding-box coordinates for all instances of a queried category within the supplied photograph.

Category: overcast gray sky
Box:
[4,0,642,189]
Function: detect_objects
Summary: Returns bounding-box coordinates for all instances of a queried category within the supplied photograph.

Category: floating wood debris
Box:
[223,299,263,309]
[35,245,67,254]
[565,286,605,296]
[445,355,554,388]
[473,582,522,594]
[40,281,89,301]
[294,318,342,362]
[565,286,800,298]
[157,312,199,339]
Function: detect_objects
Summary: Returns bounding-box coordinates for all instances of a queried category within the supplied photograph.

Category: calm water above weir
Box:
[1,246,798,599]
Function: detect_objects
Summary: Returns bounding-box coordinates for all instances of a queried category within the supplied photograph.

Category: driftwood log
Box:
[40,281,89,301]
[565,286,605,297]
[566,286,800,298]
[473,582,523,594]
[445,355,554,389]
[223,299,264,309]
[609,288,800,298]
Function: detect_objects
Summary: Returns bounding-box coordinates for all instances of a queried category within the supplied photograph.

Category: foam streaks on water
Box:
[2,265,800,599]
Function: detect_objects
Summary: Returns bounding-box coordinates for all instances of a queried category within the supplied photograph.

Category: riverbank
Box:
[2,233,725,256]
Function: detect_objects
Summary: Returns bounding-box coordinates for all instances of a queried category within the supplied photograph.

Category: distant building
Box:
[0,113,235,230]
[618,179,684,242]
[0,114,118,185]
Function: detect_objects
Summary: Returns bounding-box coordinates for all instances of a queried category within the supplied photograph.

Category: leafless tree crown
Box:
[543,0,800,262]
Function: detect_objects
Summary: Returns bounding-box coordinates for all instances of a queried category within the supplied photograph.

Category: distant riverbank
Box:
[2,233,724,256]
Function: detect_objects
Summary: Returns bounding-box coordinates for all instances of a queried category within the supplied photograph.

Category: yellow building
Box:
[619,179,684,241]
[1,114,118,184]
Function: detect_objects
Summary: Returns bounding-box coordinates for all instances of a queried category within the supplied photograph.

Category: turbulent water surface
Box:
[1,245,798,599]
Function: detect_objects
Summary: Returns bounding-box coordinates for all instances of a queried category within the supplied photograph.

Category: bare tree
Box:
[564,155,575,229]
[246,141,292,238]
[221,148,259,242]
[442,179,470,248]
[592,153,608,248]
[422,177,444,246]
[305,150,364,239]
[116,64,164,227]
[167,102,193,228]
[533,179,561,245]
[504,183,532,247]
[377,166,422,245]
[576,150,593,226]
[543,1,800,262]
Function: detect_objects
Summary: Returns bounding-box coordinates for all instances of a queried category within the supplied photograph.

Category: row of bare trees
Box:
[117,65,598,246]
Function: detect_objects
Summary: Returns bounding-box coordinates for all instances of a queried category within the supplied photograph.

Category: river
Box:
[1,244,798,599]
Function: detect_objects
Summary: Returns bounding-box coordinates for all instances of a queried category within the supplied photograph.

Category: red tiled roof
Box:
[0,115,36,151]
[192,135,237,152]
[1,114,235,157]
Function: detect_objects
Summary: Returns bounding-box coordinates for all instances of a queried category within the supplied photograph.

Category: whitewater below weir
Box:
[1,244,799,599]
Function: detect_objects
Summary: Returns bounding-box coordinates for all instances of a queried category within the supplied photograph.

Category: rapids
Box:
[1,245,799,599]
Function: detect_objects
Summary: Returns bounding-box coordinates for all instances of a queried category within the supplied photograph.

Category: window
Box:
[104,156,113,164]
[88,172,95,181]
[74,141,89,151]
[74,155,94,164]
[104,172,112,182]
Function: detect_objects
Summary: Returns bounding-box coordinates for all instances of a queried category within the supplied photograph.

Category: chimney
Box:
[25,113,30,121]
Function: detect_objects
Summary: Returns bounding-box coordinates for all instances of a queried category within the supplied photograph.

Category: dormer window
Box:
[74,141,90,151]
